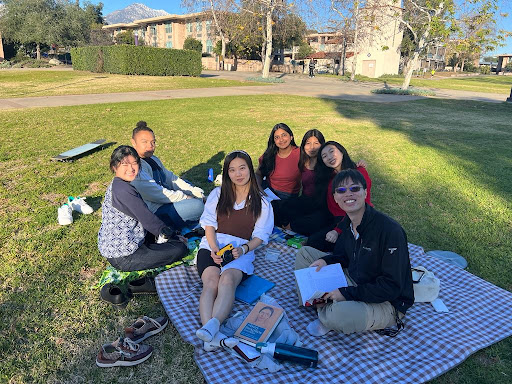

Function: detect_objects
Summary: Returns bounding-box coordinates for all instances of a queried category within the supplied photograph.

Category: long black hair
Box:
[298,129,325,171]
[217,151,263,219]
[314,141,357,200]
[258,123,297,178]
[109,145,140,173]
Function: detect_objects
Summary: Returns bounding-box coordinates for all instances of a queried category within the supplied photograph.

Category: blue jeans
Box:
[155,198,204,229]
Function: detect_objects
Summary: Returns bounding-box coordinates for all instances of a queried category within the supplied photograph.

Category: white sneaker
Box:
[58,204,73,225]
[68,196,93,214]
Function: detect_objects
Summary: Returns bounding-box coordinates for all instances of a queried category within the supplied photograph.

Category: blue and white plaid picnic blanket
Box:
[156,242,512,384]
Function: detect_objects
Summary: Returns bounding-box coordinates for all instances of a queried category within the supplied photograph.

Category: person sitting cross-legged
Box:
[130,121,205,230]
[295,169,414,336]
[98,145,188,272]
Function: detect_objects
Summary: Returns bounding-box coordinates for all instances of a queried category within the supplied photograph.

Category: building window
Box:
[165,23,172,34]
[186,22,193,34]
[150,26,156,35]
[166,41,173,48]
[206,39,213,53]
[206,20,212,35]
[196,19,202,38]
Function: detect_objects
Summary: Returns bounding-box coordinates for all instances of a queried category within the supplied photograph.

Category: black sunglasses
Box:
[335,186,362,194]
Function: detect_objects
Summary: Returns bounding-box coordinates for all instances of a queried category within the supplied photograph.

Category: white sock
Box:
[196,318,220,342]
[203,331,239,351]
[306,319,331,337]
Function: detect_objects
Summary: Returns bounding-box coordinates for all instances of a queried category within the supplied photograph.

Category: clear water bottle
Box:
[256,342,318,368]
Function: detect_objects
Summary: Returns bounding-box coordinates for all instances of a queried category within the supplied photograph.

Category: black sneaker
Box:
[128,276,157,295]
[96,337,153,367]
[100,283,133,308]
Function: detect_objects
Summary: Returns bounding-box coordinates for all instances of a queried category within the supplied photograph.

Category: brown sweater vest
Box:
[217,205,257,240]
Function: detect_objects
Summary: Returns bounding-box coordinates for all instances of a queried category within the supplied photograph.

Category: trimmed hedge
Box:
[70,45,201,76]
[71,46,103,72]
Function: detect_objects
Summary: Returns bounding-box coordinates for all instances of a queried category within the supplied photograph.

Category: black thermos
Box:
[256,342,318,368]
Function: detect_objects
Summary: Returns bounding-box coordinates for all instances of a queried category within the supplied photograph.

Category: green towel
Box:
[93,240,199,289]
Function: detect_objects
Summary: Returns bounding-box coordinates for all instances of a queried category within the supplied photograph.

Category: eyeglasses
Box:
[335,186,362,194]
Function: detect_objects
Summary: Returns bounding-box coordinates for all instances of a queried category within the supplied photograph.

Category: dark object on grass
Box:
[128,276,157,295]
[100,283,133,308]
[506,87,512,102]
[52,139,107,162]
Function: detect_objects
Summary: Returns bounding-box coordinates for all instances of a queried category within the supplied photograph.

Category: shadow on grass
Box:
[181,151,225,192]
[320,97,512,291]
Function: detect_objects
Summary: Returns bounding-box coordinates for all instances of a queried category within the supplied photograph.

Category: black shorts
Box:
[196,248,248,280]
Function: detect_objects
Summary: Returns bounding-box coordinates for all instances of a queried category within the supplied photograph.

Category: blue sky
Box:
[100,1,512,56]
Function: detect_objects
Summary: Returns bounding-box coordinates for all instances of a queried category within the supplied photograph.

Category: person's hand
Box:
[325,289,345,302]
[309,258,327,272]
[356,159,367,168]
[325,230,339,243]
[232,246,243,259]
[211,248,222,265]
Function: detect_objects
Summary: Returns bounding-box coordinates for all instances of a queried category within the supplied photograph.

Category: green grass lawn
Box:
[378,74,512,94]
[1,95,511,383]
[320,72,512,94]
[0,70,263,98]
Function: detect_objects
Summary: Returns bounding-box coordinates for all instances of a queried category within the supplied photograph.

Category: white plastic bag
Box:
[412,266,440,303]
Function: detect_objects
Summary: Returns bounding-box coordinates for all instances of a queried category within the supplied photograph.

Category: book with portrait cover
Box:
[234,302,284,346]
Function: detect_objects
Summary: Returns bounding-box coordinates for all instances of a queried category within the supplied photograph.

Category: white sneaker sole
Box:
[95,350,153,367]
[58,218,72,225]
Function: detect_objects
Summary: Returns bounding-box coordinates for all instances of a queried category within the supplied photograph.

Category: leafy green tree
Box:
[296,41,313,60]
[84,1,104,26]
[398,0,456,89]
[0,0,60,59]
[115,31,135,45]
[451,0,506,72]
[183,37,203,52]
[505,62,512,72]
[0,0,96,59]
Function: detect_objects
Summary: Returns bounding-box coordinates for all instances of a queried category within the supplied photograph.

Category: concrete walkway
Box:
[0,69,508,110]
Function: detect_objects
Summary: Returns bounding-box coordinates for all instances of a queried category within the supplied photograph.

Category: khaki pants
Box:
[295,246,400,335]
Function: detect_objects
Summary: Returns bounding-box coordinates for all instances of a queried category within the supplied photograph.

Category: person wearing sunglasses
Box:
[294,169,414,336]
[306,141,372,252]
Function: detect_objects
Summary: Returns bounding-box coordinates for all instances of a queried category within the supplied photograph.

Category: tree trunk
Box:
[262,8,273,78]
[341,36,346,76]
[36,43,41,60]
[350,2,360,81]
[460,58,465,72]
[402,50,420,90]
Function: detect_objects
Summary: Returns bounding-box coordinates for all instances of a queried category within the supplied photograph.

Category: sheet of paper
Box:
[263,188,280,202]
[294,263,348,306]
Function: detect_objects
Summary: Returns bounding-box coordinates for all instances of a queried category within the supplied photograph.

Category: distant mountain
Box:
[104,3,169,25]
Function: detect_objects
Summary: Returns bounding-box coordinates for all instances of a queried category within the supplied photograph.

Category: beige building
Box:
[102,12,217,54]
[496,54,512,73]
[304,1,403,78]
